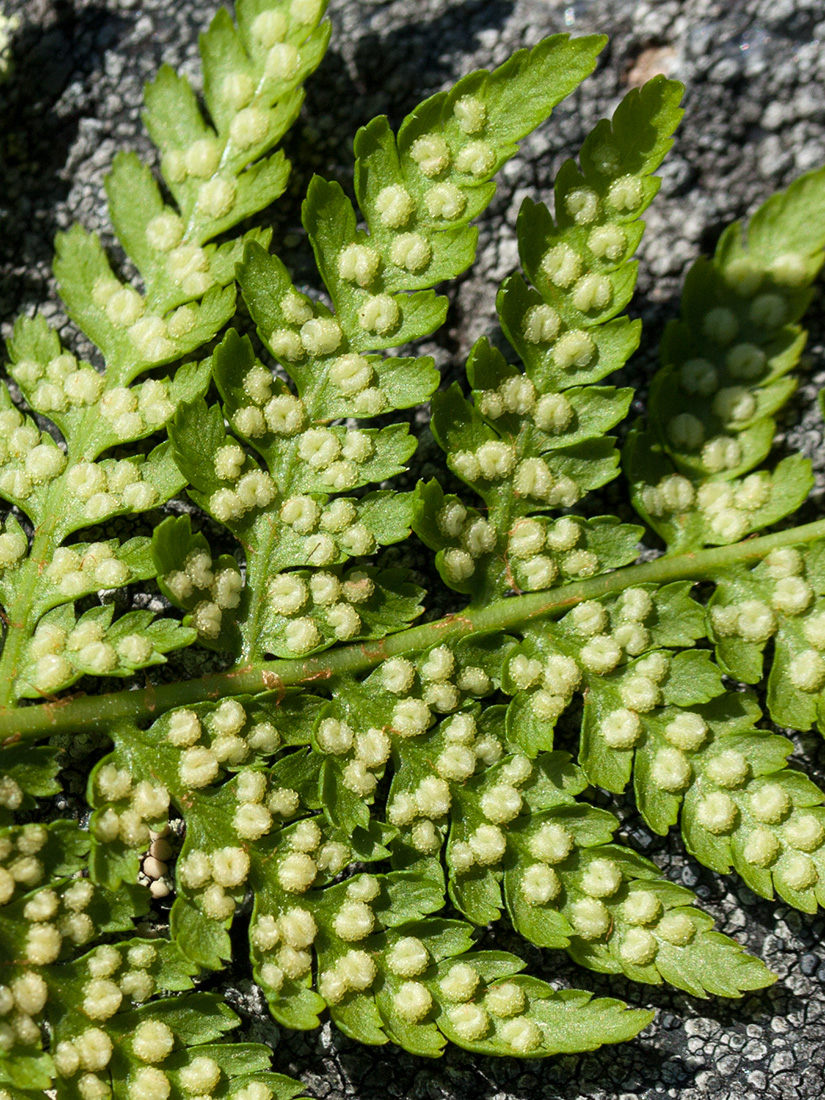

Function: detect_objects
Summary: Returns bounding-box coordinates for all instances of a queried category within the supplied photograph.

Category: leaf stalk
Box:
[4,517,825,742]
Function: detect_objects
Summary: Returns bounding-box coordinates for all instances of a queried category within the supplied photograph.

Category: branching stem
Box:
[4,517,825,742]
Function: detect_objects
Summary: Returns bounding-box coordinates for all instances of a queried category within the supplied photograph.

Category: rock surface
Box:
[2,1,825,1098]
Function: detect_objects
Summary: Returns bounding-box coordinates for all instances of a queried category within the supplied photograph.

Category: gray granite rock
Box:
[2,1,825,1098]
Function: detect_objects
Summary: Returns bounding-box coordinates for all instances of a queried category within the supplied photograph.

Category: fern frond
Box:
[0,8,332,1088]
[626,166,825,553]
[41,941,307,1100]
[110,0,331,314]
[9,5,825,1087]
[371,673,772,997]
[709,542,825,715]
[166,35,607,664]
[305,34,607,347]
[418,77,683,605]
[0,0,329,710]
[0,339,195,703]
[81,695,654,1058]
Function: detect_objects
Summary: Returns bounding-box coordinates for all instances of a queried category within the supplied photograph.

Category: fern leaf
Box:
[316,34,608,343]
[308,649,774,999]
[419,77,683,605]
[113,0,331,313]
[12,6,825,1084]
[378,937,653,1057]
[627,165,825,553]
[174,38,607,663]
[0,0,331,709]
[437,731,771,997]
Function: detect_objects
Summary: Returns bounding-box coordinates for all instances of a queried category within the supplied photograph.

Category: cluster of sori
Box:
[143,211,222,301]
[64,457,160,522]
[231,41,612,502]
[387,736,511,862]
[26,612,145,691]
[691,748,825,892]
[0,826,51,907]
[314,714,391,797]
[49,952,276,1100]
[450,439,581,510]
[162,0,325,190]
[178,793,339,932]
[476,372,568,429]
[0,406,66,503]
[278,493,377,565]
[0,826,97,964]
[393,94,492,216]
[338,249,402,335]
[89,702,299,888]
[296,425,374,492]
[44,542,132,598]
[0,771,24,815]
[237,333,387,425]
[400,954,543,1052]
[446,753,537,872]
[207,441,278,524]
[12,351,104,414]
[639,469,778,542]
[256,874,378,997]
[505,515,599,592]
[178,840,251,924]
[64,941,161,1025]
[92,278,198,363]
[25,551,167,693]
[515,818,696,956]
[249,845,388,1004]
[92,767,170,872]
[503,117,665,387]
[711,547,825,689]
[437,965,541,1051]
[99,381,175,441]
[0,828,108,1061]
[0,964,48,1058]
[162,548,243,640]
[0,834,151,1079]
[382,647,492,726]
[268,566,381,653]
[282,651,493,860]
[433,497,499,585]
[520,171,640,368]
[508,587,657,726]
[642,710,713,797]
[332,89,506,339]
[0,516,26,572]
[316,896,379,1004]
[166,701,280,788]
[22,602,181,703]
[379,932,434,1019]
[266,290,390,406]
[268,814,350,898]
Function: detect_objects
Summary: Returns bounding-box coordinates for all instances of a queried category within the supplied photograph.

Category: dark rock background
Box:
[2,1,825,1098]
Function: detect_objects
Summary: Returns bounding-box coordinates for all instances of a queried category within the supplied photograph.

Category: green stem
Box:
[4,517,825,743]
